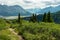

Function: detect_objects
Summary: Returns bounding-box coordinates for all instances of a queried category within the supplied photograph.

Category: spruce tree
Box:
[29,14,37,23]
[42,12,47,22]
[47,11,53,22]
[34,14,37,22]
[17,13,22,28]
[31,14,35,22]
[18,13,20,23]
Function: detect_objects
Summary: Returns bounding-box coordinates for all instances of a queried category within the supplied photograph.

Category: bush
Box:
[0,18,8,30]
[17,22,60,40]
[0,35,11,40]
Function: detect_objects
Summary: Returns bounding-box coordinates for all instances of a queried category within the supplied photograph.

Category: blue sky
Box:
[0,0,60,9]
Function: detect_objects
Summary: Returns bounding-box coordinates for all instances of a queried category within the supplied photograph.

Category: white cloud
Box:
[0,0,60,9]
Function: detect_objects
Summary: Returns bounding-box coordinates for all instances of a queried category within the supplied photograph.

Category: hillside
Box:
[0,17,60,40]
[10,20,60,40]
[0,5,31,16]
[0,19,22,40]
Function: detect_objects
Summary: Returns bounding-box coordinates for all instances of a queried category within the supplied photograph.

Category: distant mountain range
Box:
[0,5,60,17]
[0,5,31,16]
[27,5,60,14]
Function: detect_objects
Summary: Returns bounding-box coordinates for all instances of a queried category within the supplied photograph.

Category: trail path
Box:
[9,28,24,40]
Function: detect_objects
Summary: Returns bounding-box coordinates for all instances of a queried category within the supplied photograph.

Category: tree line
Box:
[18,11,53,24]
[29,11,53,23]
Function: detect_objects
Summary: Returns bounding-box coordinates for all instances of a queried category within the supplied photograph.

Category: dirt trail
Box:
[9,28,24,40]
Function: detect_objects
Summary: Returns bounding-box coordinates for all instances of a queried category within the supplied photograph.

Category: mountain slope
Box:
[27,5,60,14]
[0,5,31,16]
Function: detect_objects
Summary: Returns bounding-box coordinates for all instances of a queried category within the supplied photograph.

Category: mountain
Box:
[0,5,31,16]
[26,8,41,14]
[27,5,60,14]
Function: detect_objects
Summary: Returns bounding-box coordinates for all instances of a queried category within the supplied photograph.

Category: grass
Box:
[0,18,20,40]
[16,21,60,40]
[0,29,20,40]
[0,18,60,40]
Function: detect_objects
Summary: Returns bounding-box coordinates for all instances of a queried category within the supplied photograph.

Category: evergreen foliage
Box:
[42,12,47,22]
[18,13,22,26]
[18,13,20,23]
[29,14,37,22]
[47,11,53,22]
[42,11,53,22]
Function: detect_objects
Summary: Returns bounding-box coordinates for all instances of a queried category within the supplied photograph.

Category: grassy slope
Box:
[0,29,20,40]
[16,21,60,40]
[0,18,20,40]
[0,18,60,40]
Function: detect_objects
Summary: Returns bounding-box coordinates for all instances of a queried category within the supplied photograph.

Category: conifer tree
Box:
[18,13,22,27]
[31,14,35,22]
[47,11,53,22]
[42,12,47,22]
[34,14,37,22]
[18,13,20,23]
[29,14,37,23]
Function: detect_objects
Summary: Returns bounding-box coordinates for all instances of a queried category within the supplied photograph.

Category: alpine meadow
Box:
[0,0,60,40]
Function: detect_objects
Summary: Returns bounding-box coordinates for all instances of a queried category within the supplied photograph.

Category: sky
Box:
[0,0,60,9]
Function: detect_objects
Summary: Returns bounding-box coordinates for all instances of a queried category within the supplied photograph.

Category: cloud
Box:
[42,0,60,5]
[24,0,32,4]
[0,0,60,9]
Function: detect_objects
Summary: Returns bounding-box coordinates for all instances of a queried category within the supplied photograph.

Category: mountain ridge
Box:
[0,5,31,16]
[27,5,60,14]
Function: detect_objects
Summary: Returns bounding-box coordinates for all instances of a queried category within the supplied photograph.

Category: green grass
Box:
[16,21,60,40]
[0,18,60,40]
[0,18,20,40]
[0,18,7,30]
[0,29,20,40]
